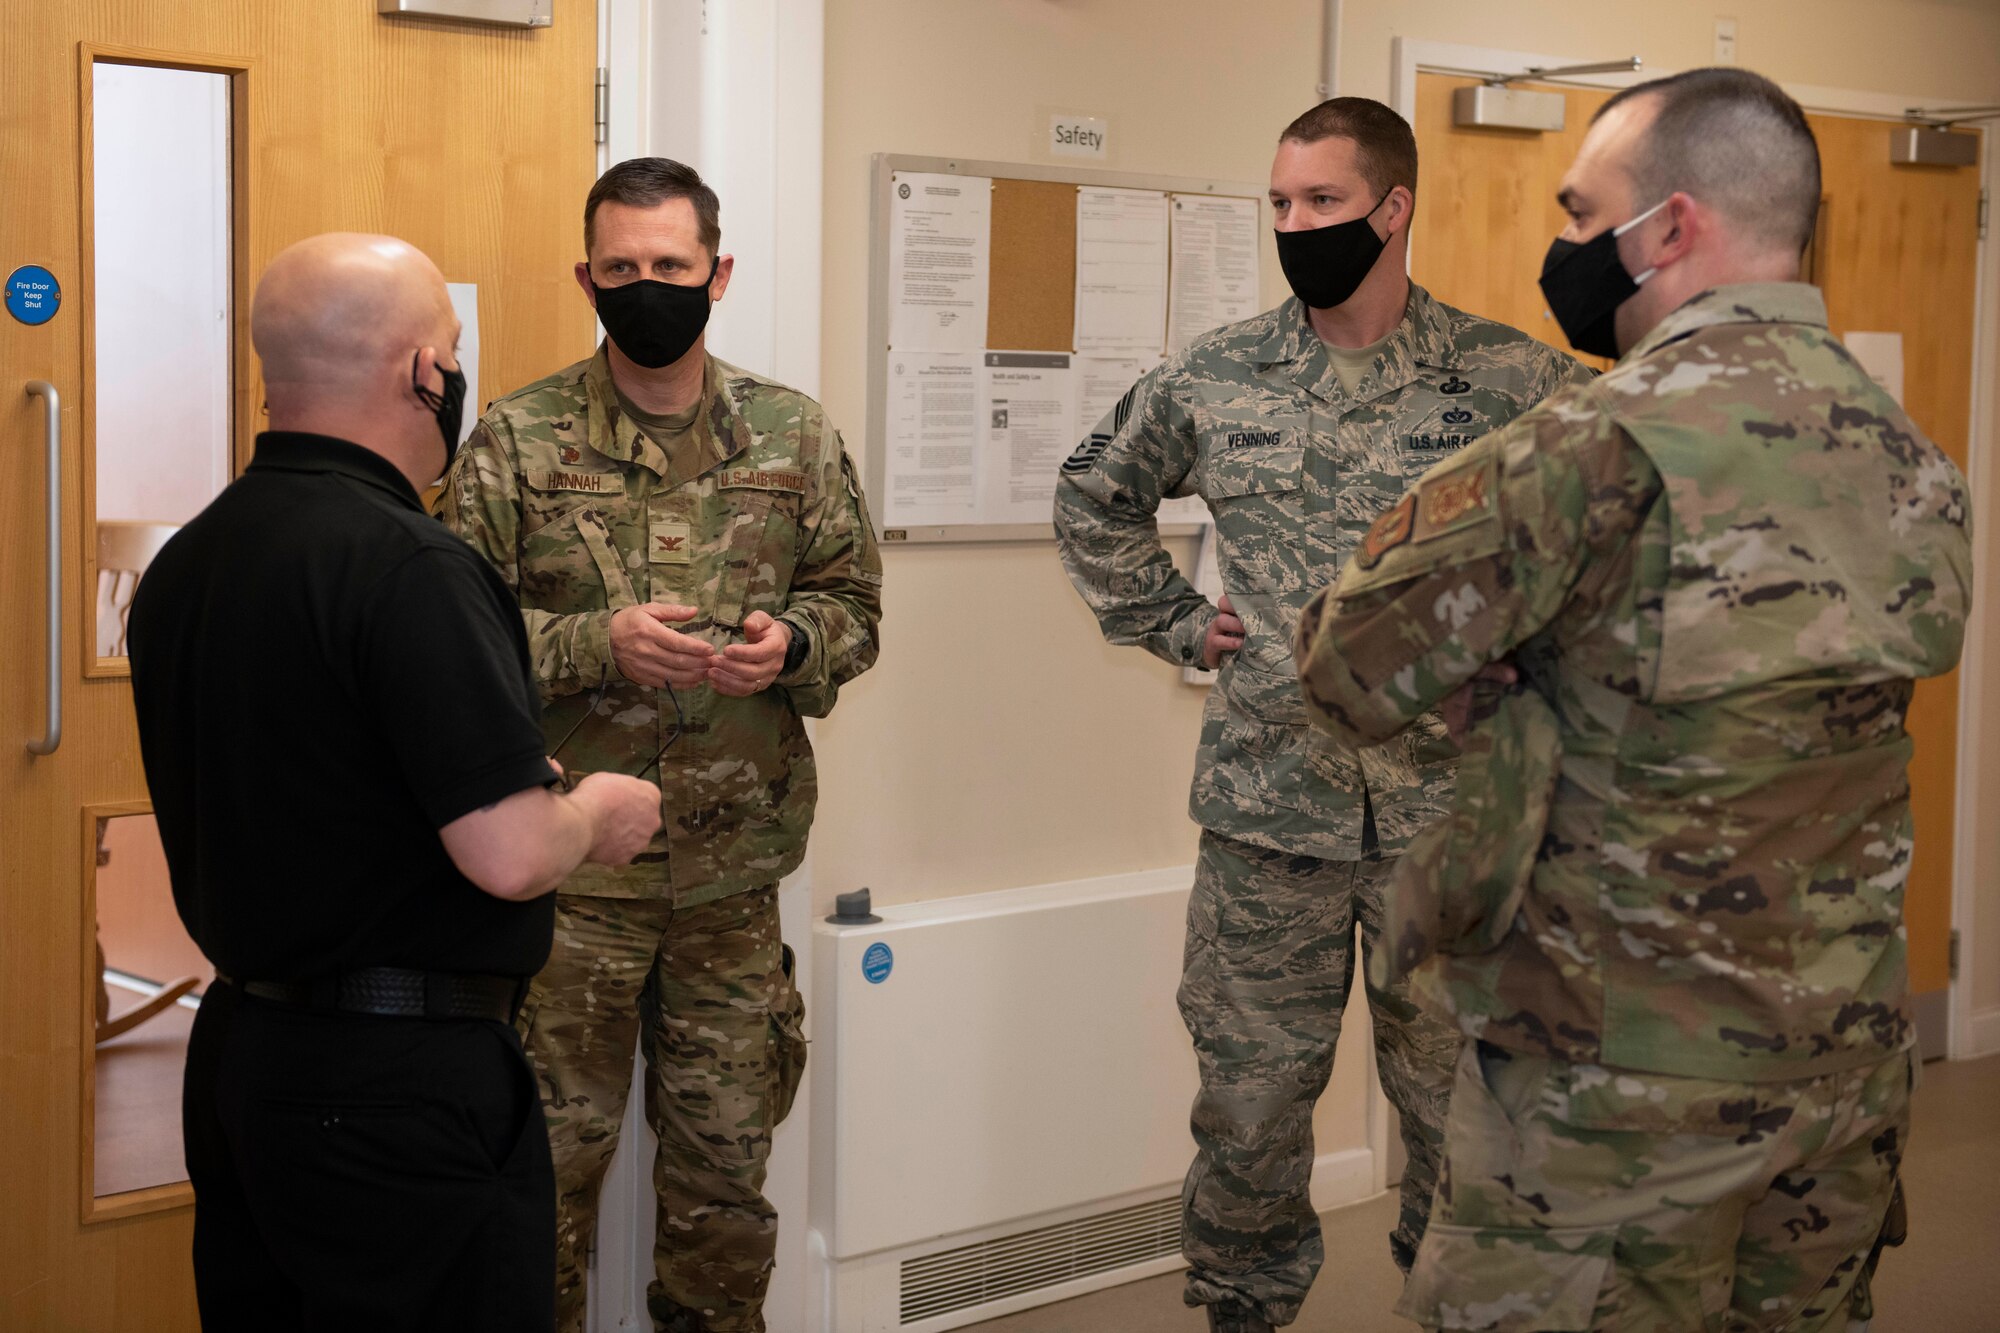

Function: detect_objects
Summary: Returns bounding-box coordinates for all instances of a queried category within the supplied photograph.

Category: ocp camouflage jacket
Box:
[439,347,883,904]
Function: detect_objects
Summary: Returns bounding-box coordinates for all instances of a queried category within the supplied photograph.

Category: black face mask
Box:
[1537,198,1668,359]
[412,351,468,474]
[590,258,718,369]
[1274,191,1391,310]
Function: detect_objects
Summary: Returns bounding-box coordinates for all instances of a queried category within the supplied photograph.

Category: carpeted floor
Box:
[967,1053,2000,1332]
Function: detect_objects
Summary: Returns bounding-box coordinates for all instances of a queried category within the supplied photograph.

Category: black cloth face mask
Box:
[1274,191,1391,310]
[1537,198,1668,359]
[590,257,718,369]
[412,351,468,474]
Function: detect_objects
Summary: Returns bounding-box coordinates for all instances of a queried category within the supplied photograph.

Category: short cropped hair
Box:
[1595,68,1821,254]
[584,157,721,256]
[1280,97,1419,198]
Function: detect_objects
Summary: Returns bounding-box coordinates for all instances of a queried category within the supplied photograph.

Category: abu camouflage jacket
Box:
[1296,284,1971,1080]
[439,348,883,904]
[1055,286,1586,859]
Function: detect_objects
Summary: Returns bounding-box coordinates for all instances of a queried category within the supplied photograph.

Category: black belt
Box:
[216,967,526,1024]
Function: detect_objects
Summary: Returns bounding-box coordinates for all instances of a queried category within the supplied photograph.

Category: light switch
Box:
[1715,17,1739,64]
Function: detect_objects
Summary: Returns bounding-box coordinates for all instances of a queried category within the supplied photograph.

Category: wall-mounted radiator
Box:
[808,866,1201,1331]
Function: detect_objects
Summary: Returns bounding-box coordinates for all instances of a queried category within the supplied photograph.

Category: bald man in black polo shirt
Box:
[128,233,662,1333]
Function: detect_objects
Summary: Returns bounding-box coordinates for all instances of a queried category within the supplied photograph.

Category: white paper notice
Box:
[1168,195,1260,353]
[1844,331,1906,406]
[1073,353,1207,527]
[445,282,481,445]
[884,352,982,526]
[1074,353,1158,437]
[981,352,1078,525]
[1074,187,1169,354]
[889,172,992,352]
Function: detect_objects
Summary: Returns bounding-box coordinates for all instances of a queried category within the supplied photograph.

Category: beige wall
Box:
[816,0,2000,1017]
[814,0,1318,913]
[1335,0,2000,105]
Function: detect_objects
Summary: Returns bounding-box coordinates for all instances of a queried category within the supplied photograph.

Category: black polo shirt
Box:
[128,431,556,981]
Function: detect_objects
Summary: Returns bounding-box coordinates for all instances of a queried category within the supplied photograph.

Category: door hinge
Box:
[1980,191,1989,242]
[1950,928,1961,981]
[594,67,609,146]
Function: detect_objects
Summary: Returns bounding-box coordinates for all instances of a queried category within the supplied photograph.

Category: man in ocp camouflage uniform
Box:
[1054,99,1587,1332]
[439,158,882,1333]
[1295,69,1970,1331]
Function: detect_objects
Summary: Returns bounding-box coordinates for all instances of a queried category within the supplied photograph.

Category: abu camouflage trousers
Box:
[1400,1040,1914,1332]
[1177,830,1460,1325]
[519,886,806,1333]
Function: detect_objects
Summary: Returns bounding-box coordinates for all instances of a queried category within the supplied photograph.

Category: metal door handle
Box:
[26,380,60,756]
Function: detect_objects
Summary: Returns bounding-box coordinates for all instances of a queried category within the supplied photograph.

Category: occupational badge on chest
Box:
[649,519,694,564]
[1403,402,1483,457]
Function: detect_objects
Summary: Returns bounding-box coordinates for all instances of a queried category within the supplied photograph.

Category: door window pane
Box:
[91,62,233,662]
[92,811,210,1200]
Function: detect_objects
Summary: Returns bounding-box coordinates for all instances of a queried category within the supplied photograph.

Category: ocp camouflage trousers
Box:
[518,886,806,1333]
[1177,830,1460,1326]
[1399,1040,1914,1332]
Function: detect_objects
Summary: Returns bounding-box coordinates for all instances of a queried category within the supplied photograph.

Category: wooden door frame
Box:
[1391,37,1999,1063]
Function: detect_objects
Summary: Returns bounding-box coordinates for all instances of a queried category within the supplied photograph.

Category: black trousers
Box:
[183,981,555,1332]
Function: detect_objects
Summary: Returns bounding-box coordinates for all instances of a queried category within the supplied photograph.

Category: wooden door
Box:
[0,3,598,1327]
[1410,72,1983,1041]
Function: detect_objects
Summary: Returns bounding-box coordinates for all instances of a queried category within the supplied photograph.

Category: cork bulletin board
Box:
[865,153,1266,543]
[985,178,1079,352]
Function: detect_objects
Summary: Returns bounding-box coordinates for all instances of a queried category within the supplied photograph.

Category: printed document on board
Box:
[888,172,992,352]
[1073,353,1206,527]
[883,351,981,526]
[1073,187,1169,354]
[980,352,1079,525]
[1167,195,1260,353]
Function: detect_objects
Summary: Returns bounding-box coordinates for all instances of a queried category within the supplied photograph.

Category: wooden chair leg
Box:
[96,976,200,1044]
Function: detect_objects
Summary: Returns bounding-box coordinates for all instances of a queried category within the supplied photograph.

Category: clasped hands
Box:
[609,603,790,697]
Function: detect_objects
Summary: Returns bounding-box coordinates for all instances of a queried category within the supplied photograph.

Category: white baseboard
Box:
[1309,1146,1380,1213]
[1965,1006,2000,1060]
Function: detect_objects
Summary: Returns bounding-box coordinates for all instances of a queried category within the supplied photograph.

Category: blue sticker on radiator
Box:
[862,942,894,984]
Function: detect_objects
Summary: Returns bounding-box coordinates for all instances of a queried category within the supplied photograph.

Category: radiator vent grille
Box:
[898,1195,1182,1324]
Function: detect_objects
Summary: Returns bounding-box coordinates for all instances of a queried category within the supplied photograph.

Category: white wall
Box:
[91,62,232,525]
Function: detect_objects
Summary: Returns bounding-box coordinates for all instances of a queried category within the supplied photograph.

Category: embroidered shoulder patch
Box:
[525,469,617,495]
[1413,451,1498,544]
[1357,493,1415,568]
[718,467,807,495]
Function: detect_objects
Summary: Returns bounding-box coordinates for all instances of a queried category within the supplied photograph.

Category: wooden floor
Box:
[92,998,193,1198]
[968,1054,2000,1332]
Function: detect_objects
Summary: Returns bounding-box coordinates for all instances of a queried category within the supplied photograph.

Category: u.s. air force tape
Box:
[1061,432,1113,475]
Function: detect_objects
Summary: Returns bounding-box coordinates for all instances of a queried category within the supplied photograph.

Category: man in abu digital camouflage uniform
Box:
[1295,70,1970,1331]
[1054,99,1587,1331]
[439,159,882,1333]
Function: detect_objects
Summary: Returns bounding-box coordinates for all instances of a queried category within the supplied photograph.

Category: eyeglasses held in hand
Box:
[547,669,684,781]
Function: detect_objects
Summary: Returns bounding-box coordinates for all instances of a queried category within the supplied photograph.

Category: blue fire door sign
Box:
[6,266,61,326]
[862,942,894,984]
